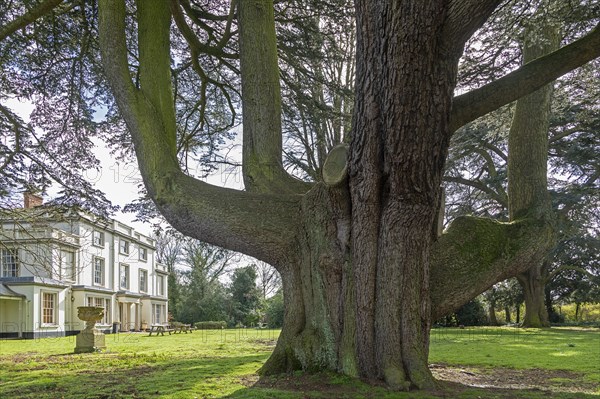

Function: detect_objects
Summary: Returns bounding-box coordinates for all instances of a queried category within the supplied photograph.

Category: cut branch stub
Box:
[322,144,349,187]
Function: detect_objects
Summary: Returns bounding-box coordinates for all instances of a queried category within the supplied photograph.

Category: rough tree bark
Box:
[97,0,600,390]
[508,23,560,328]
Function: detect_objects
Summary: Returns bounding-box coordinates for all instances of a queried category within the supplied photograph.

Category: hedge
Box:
[194,321,227,329]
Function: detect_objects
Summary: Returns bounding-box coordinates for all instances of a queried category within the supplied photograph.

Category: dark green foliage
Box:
[229,266,261,327]
[437,298,488,327]
[194,320,227,329]
[457,299,488,326]
[177,280,230,325]
[264,291,284,328]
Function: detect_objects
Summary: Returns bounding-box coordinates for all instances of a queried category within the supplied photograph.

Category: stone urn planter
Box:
[74,306,106,353]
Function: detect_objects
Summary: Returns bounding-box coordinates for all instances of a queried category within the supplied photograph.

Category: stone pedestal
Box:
[75,329,106,353]
[74,306,106,354]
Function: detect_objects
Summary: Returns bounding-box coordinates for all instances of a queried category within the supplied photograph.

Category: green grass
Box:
[0,327,598,399]
[429,327,600,378]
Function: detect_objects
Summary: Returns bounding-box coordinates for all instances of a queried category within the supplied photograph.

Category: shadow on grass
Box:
[1,353,269,399]
[222,373,600,399]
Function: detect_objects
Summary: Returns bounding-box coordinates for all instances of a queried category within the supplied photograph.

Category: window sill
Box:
[40,324,59,329]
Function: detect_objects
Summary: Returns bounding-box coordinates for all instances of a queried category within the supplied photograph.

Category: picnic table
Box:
[171,322,193,334]
[148,324,174,336]
[148,323,193,336]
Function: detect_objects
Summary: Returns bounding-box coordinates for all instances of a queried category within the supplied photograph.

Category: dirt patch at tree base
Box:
[430,363,596,394]
[250,366,597,398]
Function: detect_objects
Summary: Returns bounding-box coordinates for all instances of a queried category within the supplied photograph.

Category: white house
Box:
[0,193,168,338]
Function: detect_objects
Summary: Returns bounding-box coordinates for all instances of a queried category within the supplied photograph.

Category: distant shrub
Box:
[194,321,227,329]
[455,299,488,326]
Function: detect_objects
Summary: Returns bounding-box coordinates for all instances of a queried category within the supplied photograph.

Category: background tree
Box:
[0,0,115,214]
[176,240,235,324]
[228,265,261,327]
[253,261,281,301]
[264,290,285,328]
[153,229,184,320]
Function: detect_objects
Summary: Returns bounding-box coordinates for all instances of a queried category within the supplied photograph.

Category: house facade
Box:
[0,194,169,338]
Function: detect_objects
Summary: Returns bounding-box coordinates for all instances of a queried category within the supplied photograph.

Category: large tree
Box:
[2,0,599,390]
[96,0,600,389]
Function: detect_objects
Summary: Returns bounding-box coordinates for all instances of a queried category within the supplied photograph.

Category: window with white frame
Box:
[119,239,129,255]
[139,269,148,292]
[60,249,75,281]
[86,297,111,325]
[152,303,166,324]
[93,257,105,286]
[1,249,18,277]
[92,230,105,247]
[157,275,165,296]
[41,292,57,325]
[119,264,129,289]
[139,247,148,261]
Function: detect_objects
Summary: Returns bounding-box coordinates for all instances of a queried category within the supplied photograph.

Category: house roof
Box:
[0,276,69,288]
[0,284,25,299]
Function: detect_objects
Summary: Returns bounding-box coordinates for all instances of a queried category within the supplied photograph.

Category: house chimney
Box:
[24,192,43,208]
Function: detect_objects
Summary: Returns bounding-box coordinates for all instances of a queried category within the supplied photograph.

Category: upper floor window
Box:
[93,257,105,286]
[139,269,148,292]
[92,230,105,247]
[1,249,19,277]
[119,239,129,255]
[119,264,130,289]
[42,292,57,325]
[60,250,75,281]
[139,247,148,261]
[157,275,165,296]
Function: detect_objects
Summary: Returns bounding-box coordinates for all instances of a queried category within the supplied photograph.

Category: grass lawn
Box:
[0,327,598,398]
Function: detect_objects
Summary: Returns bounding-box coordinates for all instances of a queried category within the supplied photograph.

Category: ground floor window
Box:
[152,304,166,325]
[41,292,57,325]
[86,296,111,325]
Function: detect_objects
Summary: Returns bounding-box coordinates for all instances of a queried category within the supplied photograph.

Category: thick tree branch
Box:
[238,0,311,194]
[98,0,301,266]
[442,0,502,54]
[451,23,600,132]
[0,0,64,42]
[430,216,555,320]
[137,0,177,154]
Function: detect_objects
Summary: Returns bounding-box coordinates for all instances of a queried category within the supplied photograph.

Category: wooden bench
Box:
[148,324,174,336]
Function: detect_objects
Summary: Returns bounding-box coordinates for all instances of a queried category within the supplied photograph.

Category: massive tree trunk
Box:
[97,0,600,390]
[508,22,559,329]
